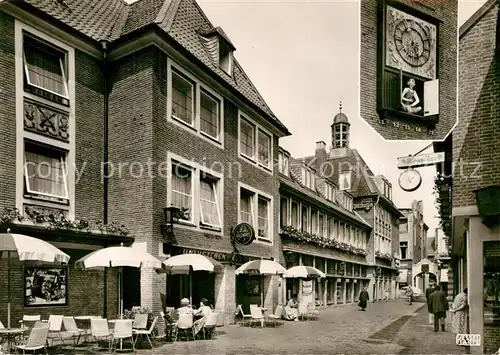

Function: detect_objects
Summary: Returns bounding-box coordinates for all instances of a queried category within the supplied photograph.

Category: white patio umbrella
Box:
[283,266,326,279]
[162,254,222,305]
[235,259,286,306]
[0,231,70,328]
[75,244,163,319]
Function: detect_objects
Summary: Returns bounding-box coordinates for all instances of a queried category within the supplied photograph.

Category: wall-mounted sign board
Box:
[397,152,445,169]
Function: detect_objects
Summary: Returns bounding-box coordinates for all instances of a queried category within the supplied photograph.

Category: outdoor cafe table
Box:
[0,327,28,351]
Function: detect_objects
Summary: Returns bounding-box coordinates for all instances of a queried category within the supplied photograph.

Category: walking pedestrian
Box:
[358,287,370,311]
[425,281,437,325]
[428,283,449,332]
[451,288,470,354]
[405,286,414,305]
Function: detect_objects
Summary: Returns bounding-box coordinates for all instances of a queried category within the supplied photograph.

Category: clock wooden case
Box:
[377,0,441,129]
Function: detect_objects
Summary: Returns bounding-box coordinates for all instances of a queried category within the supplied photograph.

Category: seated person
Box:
[193,298,212,336]
[283,294,300,321]
[401,78,422,114]
[176,298,193,317]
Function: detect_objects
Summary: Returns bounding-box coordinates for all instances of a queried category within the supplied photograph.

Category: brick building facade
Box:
[398,200,430,288]
[360,0,457,140]
[447,1,500,353]
[295,110,402,302]
[0,0,291,327]
[0,4,132,323]
[278,148,372,307]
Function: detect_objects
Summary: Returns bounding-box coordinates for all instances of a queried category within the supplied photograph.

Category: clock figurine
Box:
[398,168,422,192]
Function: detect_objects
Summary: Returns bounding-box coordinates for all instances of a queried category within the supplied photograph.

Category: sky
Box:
[126,0,488,237]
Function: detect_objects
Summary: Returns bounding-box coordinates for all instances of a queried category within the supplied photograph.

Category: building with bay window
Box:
[278,148,372,306]
[0,0,291,328]
[294,108,403,301]
[360,0,457,140]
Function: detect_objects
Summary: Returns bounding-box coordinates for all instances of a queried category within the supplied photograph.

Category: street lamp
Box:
[474,185,500,228]
[161,206,182,239]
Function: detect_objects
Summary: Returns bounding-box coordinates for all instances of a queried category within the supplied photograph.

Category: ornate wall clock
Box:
[385,5,437,80]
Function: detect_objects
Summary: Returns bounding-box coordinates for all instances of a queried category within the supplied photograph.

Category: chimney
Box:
[316,141,326,152]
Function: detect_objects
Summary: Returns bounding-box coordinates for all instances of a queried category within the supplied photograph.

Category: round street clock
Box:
[394,19,431,67]
[398,168,422,192]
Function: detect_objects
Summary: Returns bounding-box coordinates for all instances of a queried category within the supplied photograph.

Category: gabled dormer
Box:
[317,177,337,203]
[199,26,236,76]
[301,164,316,191]
[278,147,290,177]
[336,190,353,212]
[374,175,392,201]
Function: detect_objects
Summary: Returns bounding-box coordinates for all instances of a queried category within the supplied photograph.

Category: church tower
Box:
[331,101,350,149]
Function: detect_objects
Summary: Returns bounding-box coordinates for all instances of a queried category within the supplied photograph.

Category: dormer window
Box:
[324,181,336,202]
[302,166,315,190]
[219,40,233,75]
[336,190,353,212]
[278,151,289,176]
[339,171,352,190]
[199,27,235,76]
[383,179,392,200]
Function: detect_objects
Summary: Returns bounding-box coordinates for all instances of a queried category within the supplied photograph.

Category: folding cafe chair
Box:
[14,323,49,355]
[133,316,158,349]
[91,318,113,353]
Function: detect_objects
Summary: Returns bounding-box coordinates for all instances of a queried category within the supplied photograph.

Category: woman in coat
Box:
[358,287,369,311]
[452,289,470,353]
[451,288,468,333]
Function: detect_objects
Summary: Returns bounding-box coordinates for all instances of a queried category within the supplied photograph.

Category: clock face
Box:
[385,6,437,80]
[394,19,431,67]
[398,168,422,192]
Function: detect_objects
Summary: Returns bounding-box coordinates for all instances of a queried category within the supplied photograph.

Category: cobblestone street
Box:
[128,299,460,355]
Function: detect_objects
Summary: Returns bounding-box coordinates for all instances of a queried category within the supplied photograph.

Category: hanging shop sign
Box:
[397,152,445,169]
[353,198,374,210]
[231,223,255,246]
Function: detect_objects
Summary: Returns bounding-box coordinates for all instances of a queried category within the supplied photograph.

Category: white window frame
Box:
[199,88,221,141]
[291,200,299,228]
[301,204,310,233]
[318,212,326,237]
[22,33,70,101]
[280,196,289,227]
[23,146,69,201]
[339,171,351,190]
[238,110,274,174]
[167,60,224,147]
[238,182,273,243]
[257,129,272,169]
[15,22,76,219]
[239,117,256,160]
[278,151,290,176]
[170,69,195,127]
[311,209,319,235]
[301,166,316,190]
[167,153,224,233]
[170,161,195,224]
[199,174,222,229]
